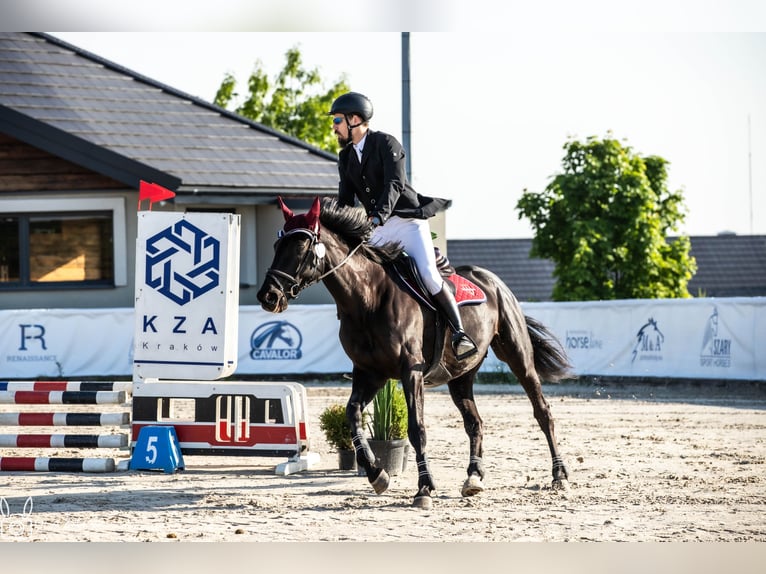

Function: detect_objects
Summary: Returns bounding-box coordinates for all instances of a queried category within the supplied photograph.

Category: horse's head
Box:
[257,196,327,313]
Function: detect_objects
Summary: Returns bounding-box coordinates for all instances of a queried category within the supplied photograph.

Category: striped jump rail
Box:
[0,380,133,474]
[0,433,128,448]
[0,391,126,405]
[0,381,132,392]
[0,457,115,473]
[0,412,129,426]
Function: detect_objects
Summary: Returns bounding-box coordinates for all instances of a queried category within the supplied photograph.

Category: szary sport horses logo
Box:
[250,320,303,360]
[145,220,220,305]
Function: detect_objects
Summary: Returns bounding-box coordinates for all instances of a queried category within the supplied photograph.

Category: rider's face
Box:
[332,114,351,146]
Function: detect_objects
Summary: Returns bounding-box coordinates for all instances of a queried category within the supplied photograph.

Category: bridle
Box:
[265,227,363,299]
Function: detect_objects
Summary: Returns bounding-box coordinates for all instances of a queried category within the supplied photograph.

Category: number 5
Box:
[145,435,158,464]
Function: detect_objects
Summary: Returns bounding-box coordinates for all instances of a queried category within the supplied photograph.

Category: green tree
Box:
[214,46,350,153]
[516,134,697,301]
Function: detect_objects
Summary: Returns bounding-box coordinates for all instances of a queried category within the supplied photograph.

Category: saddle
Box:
[386,249,487,387]
[389,249,487,309]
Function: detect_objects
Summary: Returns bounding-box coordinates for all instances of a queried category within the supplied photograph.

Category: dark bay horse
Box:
[257,197,572,509]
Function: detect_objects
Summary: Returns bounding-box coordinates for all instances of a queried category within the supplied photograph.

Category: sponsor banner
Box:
[133,212,240,381]
[512,298,765,380]
[0,299,763,380]
[237,305,352,374]
[0,308,134,378]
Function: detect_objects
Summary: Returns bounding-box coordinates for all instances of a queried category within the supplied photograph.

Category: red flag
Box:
[138,180,176,210]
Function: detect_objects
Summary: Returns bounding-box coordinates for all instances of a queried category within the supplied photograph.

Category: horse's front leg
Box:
[346,373,389,494]
[402,370,436,510]
[447,370,486,497]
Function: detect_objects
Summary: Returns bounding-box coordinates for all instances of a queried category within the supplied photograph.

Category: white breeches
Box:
[369,215,443,295]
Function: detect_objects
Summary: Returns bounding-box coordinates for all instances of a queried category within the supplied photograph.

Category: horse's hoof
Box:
[370,469,390,494]
[412,494,433,510]
[552,478,571,493]
[461,474,484,497]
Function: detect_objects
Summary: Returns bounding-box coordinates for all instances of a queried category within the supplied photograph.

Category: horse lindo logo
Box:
[145,220,220,306]
[250,320,303,360]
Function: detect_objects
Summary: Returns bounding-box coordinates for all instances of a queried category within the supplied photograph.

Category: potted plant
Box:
[367,379,409,476]
[319,403,366,470]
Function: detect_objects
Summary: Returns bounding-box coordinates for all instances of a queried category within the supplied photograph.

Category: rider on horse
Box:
[329,91,478,361]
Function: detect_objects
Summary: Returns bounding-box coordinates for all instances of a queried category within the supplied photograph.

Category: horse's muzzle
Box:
[256,282,288,313]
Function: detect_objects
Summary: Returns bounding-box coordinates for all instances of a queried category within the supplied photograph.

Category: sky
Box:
[49,26,766,240]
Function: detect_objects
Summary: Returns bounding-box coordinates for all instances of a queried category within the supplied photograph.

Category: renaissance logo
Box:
[7,324,58,365]
[631,317,664,363]
[700,307,732,368]
[250,320,303,360]
[145,220,220,306]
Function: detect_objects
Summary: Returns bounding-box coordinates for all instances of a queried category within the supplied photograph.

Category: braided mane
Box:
[319,197,403,264]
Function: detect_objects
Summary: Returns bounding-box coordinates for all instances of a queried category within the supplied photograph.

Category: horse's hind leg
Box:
[447,368,486,497]
[521,374,569,490]
[493,342,570,491]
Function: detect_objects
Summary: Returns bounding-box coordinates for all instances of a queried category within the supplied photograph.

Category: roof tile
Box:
[0,32,338,195]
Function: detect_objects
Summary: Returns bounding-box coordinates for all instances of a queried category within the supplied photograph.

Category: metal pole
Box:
[401,32,412,181]
[748,113,753,234]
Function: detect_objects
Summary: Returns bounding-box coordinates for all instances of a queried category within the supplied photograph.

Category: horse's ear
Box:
[277,196,294,221]
[306,196,321,234]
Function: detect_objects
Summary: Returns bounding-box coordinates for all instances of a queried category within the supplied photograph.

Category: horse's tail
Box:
[463,265,574,382]
[524,314,573,382]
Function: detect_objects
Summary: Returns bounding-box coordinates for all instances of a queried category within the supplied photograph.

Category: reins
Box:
[266,227,363,299]
[316,239,363,282]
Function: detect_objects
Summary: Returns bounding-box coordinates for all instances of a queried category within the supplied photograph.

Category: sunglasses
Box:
[332,117,343,125]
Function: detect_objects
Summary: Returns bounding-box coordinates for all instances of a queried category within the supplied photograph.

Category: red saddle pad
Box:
[447,273,487,305]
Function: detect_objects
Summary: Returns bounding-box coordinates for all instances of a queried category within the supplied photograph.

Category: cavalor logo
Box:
[250,320,303,360]
[145,220,220,306]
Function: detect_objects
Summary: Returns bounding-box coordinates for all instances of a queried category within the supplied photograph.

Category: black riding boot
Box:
[433,283,478,361]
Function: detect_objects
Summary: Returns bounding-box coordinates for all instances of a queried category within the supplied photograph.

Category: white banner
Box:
[236,305,351,374]
[483,297,766,381]
[0,307,135,378]
[0,298,764,381]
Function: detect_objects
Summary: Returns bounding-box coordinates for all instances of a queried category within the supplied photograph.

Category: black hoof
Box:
[370,468,390,494]
[461,474,484,497]
[412,485,433,509]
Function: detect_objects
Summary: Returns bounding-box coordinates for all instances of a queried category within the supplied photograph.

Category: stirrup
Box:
[451,331,478,361]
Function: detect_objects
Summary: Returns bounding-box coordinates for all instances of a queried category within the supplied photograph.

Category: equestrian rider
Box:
[329,91,478,361]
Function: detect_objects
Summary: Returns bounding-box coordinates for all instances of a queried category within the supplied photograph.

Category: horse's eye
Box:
[277,230,285,238]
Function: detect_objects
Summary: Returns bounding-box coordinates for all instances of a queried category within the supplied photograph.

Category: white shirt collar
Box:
[353,133,367,161]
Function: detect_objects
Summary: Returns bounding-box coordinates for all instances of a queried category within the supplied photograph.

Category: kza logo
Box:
[145,220,220,305]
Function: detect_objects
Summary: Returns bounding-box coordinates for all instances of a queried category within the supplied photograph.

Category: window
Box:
[0,198,127,290]
[0,211,114,288]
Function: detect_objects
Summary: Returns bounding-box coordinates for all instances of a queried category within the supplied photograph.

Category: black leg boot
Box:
[433,283,478,361]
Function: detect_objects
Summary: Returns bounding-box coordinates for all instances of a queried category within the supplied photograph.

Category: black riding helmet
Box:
[329,92,374,122]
